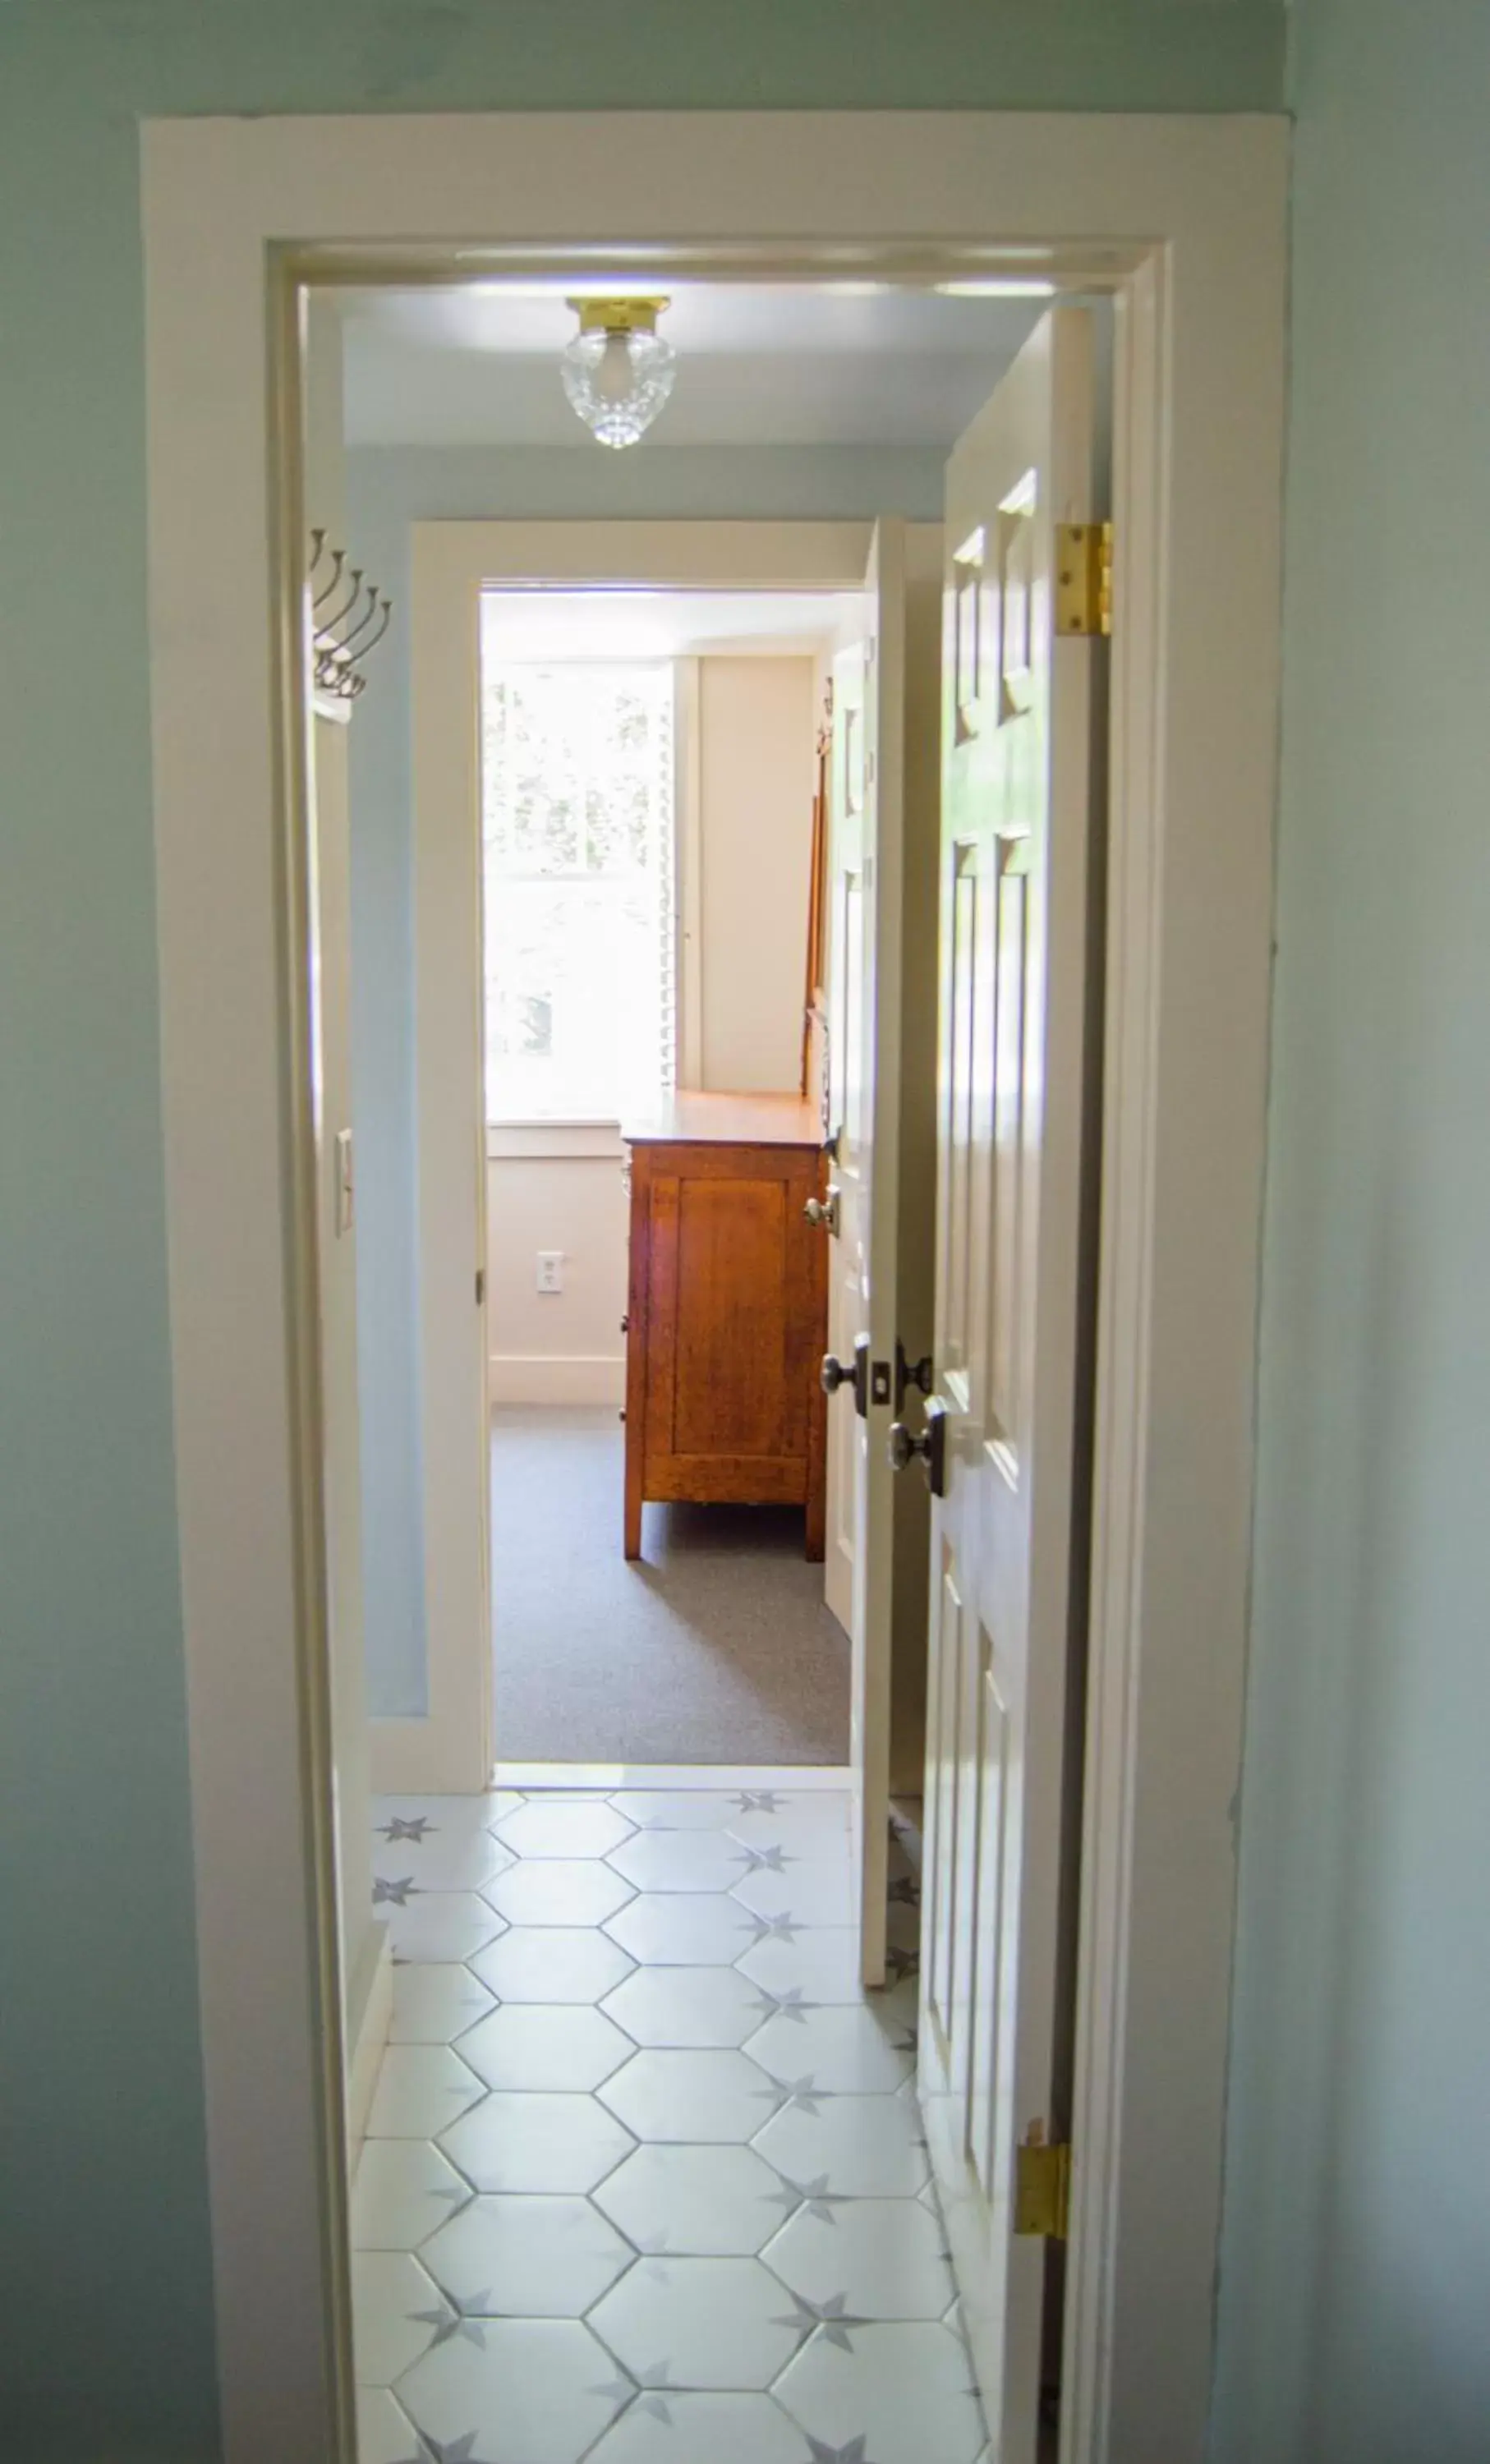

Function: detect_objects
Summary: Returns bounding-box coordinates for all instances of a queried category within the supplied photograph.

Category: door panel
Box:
[821,646,867,1641]
[918,307,1101,2461]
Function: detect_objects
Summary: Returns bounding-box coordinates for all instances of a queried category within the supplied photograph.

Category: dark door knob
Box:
[821,1331,871,1418]
[887,1396,949,1496]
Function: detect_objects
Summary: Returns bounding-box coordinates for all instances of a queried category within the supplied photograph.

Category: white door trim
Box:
[407,519,875,1793]
[141,110,1286,2464]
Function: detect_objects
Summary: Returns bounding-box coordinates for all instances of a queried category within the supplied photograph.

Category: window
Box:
[480,639,676,1123]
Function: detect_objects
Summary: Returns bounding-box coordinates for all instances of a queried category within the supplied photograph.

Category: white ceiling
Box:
[481,587,858,661]
[338,280,1047,451]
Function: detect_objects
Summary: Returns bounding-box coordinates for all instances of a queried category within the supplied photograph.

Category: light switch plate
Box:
[536,1249,563,1294]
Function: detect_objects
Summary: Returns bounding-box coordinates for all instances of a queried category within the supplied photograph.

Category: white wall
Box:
[487,1129,630,1405]
[698,655,817,1093]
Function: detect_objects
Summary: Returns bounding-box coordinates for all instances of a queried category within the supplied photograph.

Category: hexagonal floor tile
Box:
[609,1790,744,1832]
[725,1794,853,1855]
[388,1961,496,2044]
[600,1964,767,2049]
[591,2254,805,2391]
[458,2003,633,2093]
[378,1891,506,1965]
[594,2141,792,2255]
[422,2191,634,2317]
[752,2092,929,2197]
[352,2137,471,2250]
[734,1927,867,2003]
[599,2048,779,2145]
[774,2320,986,2464]
[373,1825,515,1894]
[730,1859,855,1928]
[471,1925,634,2006]
[374,1795,508,1847]
[604,1892,758,1967]
[401,2316,628,2463]
[496,1798,636,1860]
[605,1827,749,1893]
[764,2193,954,2319]
[366,2043,485,2138]
[745,2002,915,2094]
[439,2090,635,2195]
[350,2249,443,2386]
[356,2385,425,2464]
[588,2392,815,2462]
[484,1858,635,1928]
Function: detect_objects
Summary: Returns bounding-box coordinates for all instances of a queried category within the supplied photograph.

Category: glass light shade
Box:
[560,306,677,449]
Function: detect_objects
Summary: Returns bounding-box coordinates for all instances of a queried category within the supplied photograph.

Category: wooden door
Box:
[818,522,912,1986]
[917,309,1101,2456]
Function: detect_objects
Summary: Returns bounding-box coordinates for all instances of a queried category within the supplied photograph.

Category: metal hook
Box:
[311,545,346,611]
[315,564,364,638]
[329,582,384,660]
[308,527,327,581]
[327,595,392,679]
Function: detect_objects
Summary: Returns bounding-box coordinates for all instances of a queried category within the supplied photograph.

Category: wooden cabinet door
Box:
[624,1139,826,1555]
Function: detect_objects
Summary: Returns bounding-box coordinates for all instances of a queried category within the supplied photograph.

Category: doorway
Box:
[330,278,1094,2462]
[471,584,861,1769]
[144,106,1285,2464]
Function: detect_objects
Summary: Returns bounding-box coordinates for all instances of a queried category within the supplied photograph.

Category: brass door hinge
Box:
[1014,2130,1072,2240]
[1055,521,1113,638]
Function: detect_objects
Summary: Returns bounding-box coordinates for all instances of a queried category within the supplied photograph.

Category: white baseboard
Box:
[490,1353,625,1406]
[495,1760,856,1791]
[344,1924,393,2167]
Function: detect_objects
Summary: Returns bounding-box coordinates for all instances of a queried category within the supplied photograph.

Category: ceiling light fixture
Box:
[560,297,677,448]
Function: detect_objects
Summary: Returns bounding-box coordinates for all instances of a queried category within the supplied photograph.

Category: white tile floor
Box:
[354,1783,986,2464]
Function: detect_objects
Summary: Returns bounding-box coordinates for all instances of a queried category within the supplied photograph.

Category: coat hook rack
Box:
[308,528,392,711]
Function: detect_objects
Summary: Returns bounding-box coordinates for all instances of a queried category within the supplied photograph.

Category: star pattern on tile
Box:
[807,2438,875,2463]
[589,2368,641,2407]
[419,2437,492,2464]
[773,2291,872,2351]
[374,1875,417,1905]
[736,1842,794,1873]
[758,2072,829,2113]
[888,1875,920,1905]
[752,1985,816,2025]
[410,2297,490,2350]
[772,2171,842,2220]
[885,1943,919,1981]
[379,1815,434,1843]
[734,1789,784,1812]
[749,1911,802,1943]
[630,2361,680,2420]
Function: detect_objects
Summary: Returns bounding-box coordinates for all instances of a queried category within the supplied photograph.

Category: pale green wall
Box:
[0,2,1282,2452]
[1212,3,1490,2458]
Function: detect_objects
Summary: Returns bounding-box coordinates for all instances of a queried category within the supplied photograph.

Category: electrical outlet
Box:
[536,1250,564,1294]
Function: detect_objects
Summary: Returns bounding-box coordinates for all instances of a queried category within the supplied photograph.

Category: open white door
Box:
[915,309,1101,2455]
[819,519,911,1987]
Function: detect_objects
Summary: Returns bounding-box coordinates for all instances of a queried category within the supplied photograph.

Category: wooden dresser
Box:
[620,1093,829,1561]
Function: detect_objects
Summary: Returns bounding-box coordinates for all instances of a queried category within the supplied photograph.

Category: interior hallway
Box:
[353,1782,981,2463]
[491,1410,851,1765]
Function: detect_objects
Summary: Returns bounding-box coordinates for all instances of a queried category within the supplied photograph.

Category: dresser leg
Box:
[624,1483,642,1561]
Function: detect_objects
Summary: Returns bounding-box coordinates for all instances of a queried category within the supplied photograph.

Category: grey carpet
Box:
[491,1406,850,1764]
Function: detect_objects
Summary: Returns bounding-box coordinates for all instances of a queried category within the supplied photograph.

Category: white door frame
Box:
[142,110,1286,2464]
[404,517,876,1795]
